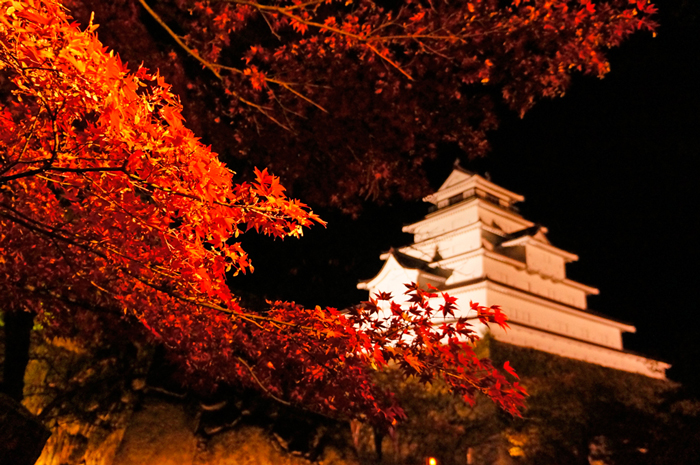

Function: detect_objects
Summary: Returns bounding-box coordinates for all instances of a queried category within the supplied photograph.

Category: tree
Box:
[60,0,657,214]
[0,0,525,443]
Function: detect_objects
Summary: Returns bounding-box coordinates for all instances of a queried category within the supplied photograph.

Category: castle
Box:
[359,165,668,379]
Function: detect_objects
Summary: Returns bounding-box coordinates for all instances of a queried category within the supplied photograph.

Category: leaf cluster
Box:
[1,0,524,427]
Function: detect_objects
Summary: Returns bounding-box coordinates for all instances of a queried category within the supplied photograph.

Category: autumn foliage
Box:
[61,0,657,211]
[1,0,527,427]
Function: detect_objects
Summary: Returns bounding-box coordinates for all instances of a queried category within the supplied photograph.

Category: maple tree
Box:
[62,0,657,213]
[0,0,526,432]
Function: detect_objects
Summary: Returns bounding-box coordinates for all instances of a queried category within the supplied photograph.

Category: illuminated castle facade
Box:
[359,165,668,379]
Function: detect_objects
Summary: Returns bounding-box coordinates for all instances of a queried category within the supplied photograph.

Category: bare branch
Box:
[236,357,292,406]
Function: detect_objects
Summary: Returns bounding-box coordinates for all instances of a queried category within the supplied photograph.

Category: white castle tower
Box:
[359,164,668,379]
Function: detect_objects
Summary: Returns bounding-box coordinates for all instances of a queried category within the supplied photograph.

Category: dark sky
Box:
[234,0,700,392]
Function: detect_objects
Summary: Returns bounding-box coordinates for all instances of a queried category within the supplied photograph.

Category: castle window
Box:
[448,193,463,205]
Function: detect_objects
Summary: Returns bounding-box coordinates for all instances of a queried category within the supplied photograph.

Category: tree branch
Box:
[235,356,292,406]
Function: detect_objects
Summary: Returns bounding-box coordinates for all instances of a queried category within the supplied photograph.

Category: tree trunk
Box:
[0,311,50,465]
[1,310,33,401]
[373,427,384,463]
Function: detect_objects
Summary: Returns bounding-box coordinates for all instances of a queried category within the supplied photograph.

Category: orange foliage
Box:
[0,0,526,427]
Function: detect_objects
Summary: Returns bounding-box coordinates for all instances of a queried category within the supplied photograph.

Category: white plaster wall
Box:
[435,227,481,259]
[448,285,490,320]
[483,256,587,309]
[400,223,482,263]
[486,285,624,350]
[361,256,421,302]
[525,245,566,280]
[371,268,420,300]
[412,203,479,242]
[448,203,481,232]
[440,250,485,285]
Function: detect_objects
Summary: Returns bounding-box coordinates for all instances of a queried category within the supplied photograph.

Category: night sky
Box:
[234,0,700,393]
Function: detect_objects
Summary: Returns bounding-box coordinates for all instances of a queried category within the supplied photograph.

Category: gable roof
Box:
[384,248,453,279]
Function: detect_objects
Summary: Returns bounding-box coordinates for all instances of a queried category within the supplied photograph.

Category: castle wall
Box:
[483,255,587,309]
